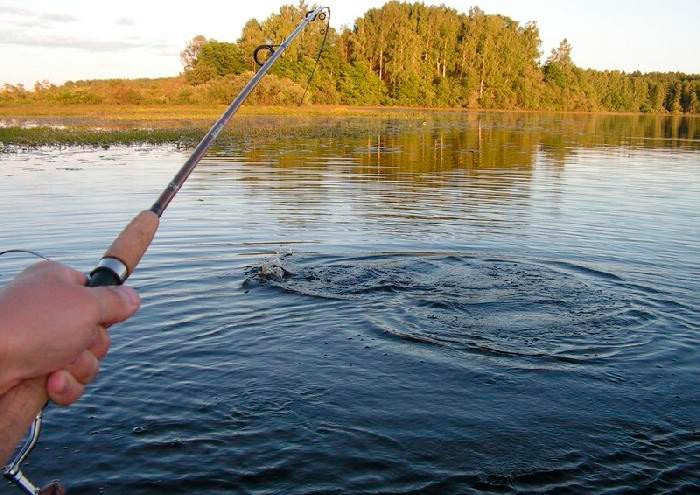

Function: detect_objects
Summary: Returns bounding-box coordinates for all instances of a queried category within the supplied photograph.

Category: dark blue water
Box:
[1,113,699,494]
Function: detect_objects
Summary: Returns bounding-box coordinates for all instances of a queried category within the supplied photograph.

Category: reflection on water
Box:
[207,111,700,171]
[0,112,699,494]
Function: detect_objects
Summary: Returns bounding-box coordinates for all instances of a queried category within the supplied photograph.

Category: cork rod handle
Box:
[100,210,160,280]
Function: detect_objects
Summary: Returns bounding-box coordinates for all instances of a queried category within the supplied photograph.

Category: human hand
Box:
[0,260,140,405]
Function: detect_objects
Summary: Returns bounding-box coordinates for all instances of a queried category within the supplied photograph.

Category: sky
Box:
[1,0,698,88]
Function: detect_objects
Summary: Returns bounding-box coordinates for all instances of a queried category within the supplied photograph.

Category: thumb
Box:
[88,286,141,325]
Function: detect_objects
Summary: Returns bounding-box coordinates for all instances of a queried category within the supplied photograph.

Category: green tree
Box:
[196,41,246,76]
[337,61,385,104]
[543,39,573,88]
[5,1,700,113]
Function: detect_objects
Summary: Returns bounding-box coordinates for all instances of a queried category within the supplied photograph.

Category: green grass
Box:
[0,117,408,151]
[0,103,441,122]
[0,127,205,149]
[0,104,442,150]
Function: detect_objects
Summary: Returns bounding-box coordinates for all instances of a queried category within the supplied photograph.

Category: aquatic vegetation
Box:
[1,109,697,153]
[0,126,203,149]
[0,107,440,150]
[0,123,385,150]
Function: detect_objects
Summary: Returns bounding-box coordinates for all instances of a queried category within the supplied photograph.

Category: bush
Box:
[185,64,218,85]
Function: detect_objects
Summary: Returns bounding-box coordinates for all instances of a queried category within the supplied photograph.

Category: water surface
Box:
[1,112,699,494]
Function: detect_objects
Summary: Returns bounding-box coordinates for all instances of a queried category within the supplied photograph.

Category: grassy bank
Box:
[0,104,441,124]
[0,105,420,149]
[2,103,693,124]
[2,103,696,150]
[0,104,461,149]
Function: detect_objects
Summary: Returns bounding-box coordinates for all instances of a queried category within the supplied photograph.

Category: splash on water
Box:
[245,247,295,283]
[247,253,643,365]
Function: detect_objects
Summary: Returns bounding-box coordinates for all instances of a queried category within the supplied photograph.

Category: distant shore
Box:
[0,104,446,124]
[1,104,696,150]
[1,104,697,125]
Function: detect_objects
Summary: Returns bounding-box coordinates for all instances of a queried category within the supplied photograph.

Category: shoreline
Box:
[1,104,698,124]
[1,105,697,150]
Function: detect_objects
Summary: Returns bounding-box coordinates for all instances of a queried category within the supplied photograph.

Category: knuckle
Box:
[108,287,126,310]
[76,291,101,326]
[76,323,101,351]
[92,362,101,382]
[89,325,100,345]
[98,287,123,319]
[88,352,99,374]
[102,329,112,352]
[90,326,111,359]
[89,293,103,319]
[75,352,99,383]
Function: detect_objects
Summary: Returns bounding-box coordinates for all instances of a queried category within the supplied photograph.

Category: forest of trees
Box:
[2,1,699,113]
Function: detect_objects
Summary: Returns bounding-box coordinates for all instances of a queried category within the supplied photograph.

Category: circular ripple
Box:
[250,253,645,364]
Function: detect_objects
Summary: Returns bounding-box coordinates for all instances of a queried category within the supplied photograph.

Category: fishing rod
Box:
[1,6,329,494]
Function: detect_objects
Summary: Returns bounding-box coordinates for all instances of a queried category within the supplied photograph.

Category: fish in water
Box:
[249,249,295,282]
[256,262,294,281]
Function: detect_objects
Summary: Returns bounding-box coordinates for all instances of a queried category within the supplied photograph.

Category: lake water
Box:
[1,112,699,494]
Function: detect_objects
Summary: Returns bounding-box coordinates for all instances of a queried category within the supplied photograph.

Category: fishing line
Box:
[299,7,330,105]
[0,250,51,287]
[249,8,330,106]
[0,249,49,261]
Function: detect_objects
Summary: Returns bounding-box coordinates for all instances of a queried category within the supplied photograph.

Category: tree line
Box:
[2,1,698,113]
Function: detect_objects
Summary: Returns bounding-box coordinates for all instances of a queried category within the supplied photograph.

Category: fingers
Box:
[48,331,109,407]
[1,259,138,404]
[28,260,140,325]
[88,326,111,359]
[88,285,141,325]
[64,350,100,385]
[47,370,86,406]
